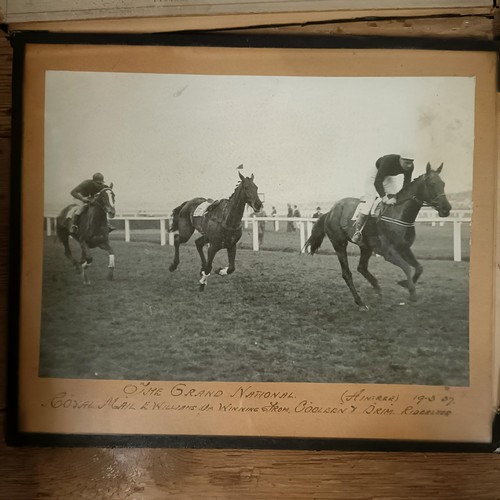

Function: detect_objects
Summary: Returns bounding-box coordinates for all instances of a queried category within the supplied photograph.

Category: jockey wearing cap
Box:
[68,172,113,234]
[351,154,415,244]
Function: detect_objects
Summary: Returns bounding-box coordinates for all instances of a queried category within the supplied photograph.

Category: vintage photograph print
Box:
[41,64,473,386]
[13,38,497,445]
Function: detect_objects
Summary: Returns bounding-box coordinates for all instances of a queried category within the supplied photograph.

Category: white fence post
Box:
[160,218,166,246]
[299,221,306,253]
[274,219,279,232]
[252,219,259,251]
[46,217,52,236]
[169,218,174,246]
[306,221,313,241]
[125,219,130,242]
[453,221,462,262]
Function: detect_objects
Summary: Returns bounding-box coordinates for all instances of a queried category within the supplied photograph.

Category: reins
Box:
[380,174,446,227]
[219,182,249,232]
[90,188,114,214]
[203,179,259,233]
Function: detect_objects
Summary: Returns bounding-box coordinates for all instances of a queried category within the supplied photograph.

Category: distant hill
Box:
[445,191,472,210]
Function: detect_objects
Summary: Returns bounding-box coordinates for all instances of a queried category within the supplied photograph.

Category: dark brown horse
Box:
[305,163,451,309]
[169,172,262,290]
[56,186,116,284]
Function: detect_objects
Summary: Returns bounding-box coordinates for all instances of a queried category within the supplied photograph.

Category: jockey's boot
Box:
[351,213,368,244]
[69,214,80,235]
[108,223,115,233]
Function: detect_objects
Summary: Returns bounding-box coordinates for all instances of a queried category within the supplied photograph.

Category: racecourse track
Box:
[39,226,469,386]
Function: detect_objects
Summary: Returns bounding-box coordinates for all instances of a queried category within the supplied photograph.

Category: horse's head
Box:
[93,184,116,219]
[421,163,451,217]
[238,172,263,212]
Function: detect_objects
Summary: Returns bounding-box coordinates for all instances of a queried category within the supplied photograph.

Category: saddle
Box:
[191,200,216,232]
[350,198,384,222]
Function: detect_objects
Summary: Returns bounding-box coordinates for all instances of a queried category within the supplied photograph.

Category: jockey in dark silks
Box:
[69,172,114,234]
[352,154,415,244]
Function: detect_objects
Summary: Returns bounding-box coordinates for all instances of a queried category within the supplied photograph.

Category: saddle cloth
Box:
[191,200,214,232]
[66,205,80,219]
[351,198,383,220]
[193,200,213,218]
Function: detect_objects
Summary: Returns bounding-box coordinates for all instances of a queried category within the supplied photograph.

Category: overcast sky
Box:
[44,71,475,214]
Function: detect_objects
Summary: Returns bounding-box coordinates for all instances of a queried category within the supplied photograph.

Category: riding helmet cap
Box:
[93,172,105,182]
[400,154,414,161]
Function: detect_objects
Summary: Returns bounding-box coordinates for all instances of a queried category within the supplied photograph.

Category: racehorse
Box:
[56,186,116,285]
[169,172,263,290]
[305,163,451,309]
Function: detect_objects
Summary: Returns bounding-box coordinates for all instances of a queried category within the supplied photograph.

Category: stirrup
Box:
[352,230,363,243]
[108,224,115,233]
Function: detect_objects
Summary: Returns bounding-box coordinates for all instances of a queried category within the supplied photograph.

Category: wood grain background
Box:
[2,14,500,498]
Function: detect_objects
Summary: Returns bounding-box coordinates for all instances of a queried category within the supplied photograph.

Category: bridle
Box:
[394,175,446,209]
[220,180,260,232]
[423,192,447,209]
[90,188,115,214]
[380,173,446,227]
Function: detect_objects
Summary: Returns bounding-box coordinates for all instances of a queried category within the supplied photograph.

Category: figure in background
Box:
[312,206,322,218]
[287,204,295,232]
[250,204,267,245]
[293,205,301,230]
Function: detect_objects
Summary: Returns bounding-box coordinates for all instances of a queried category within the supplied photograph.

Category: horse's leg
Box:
[169,222,194,272]
[59,227,79,272]
[217,243,237,276]
[195,236,207,275]
[333,240,368,310]
[80,242,92,285]
[199,244,220,291]
[382,246,417,301]
[397,246,423,286]
[100,241,115,281]
[357,245,381,294]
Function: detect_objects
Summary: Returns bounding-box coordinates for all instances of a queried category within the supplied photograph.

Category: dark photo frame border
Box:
[5,30,500,451]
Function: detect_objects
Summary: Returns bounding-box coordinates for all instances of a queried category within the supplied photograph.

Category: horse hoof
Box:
[358,304,370,311]
[199,284,205,292]
[397,280,409,288]
[410,295,418,303]
[169,264,177,272]
[107,275,114,281]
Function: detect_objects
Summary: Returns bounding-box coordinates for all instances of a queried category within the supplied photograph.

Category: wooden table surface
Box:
[1,18,500,499]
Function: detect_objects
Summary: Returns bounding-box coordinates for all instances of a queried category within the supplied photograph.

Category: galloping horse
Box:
[169,172,262,290]
[305,163,451,309]
[56,186,116,284]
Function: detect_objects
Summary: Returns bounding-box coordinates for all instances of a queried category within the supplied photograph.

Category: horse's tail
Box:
[305,213,327,254]
[169,201,189,233]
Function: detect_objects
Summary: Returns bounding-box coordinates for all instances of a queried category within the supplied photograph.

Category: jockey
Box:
[351,154,415,244]
[69,172,113,234]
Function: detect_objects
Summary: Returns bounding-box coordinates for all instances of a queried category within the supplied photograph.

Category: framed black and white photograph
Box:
[7,32,499,450]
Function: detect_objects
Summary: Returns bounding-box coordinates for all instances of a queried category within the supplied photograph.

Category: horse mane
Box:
[227,181,243,202]
[396,173,426,198]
